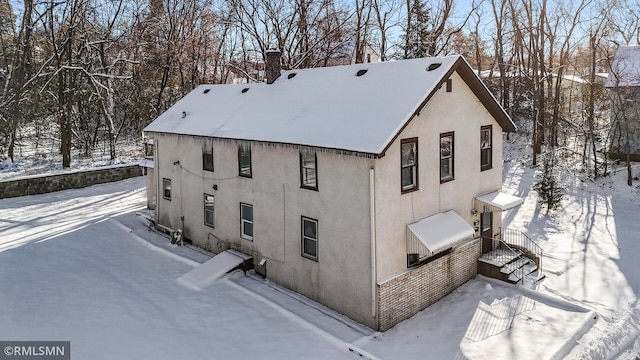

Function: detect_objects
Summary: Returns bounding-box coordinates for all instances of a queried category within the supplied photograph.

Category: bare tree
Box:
[371,0,401,61]
[0,0,38,162]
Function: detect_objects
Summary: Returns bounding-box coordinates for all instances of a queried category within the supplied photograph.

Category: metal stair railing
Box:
[499,227,543,273]
[496,240,524,285]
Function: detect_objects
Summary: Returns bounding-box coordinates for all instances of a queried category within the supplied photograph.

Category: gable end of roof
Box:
[453,57,516,133]
[379,56,516,157]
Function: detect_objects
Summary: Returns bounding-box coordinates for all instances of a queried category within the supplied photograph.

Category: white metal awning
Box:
[475,191,523,212]
[407,210,475,258]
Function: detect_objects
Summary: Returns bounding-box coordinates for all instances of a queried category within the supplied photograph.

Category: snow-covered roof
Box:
[144,56,515,156]
[560,74,588,85]
[407,210,475,257]
[606,45,640,87]
[475,191,524,212]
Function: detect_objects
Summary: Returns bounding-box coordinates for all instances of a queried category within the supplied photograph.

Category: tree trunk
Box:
[627,152,632,186]
[588,33,599,178]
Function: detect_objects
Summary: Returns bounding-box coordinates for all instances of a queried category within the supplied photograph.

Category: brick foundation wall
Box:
[377,239,481,331]
[0,164,143,199]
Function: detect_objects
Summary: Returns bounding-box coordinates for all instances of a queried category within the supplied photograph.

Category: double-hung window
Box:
[300,150,318,190]
[204,194,215,227]
[163,178,172,200]
[238,144,252,177]
[440,132,454,182]
[480,125,492,171]
[240,203,253,240]
[401,138,418,192]
[203,140,214,171]
[301,217,318,260]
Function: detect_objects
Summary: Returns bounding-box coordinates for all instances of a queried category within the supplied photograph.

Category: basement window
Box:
[163,178,172,200]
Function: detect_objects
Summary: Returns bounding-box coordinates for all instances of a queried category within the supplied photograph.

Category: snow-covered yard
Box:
[0,147,639,359]
[0,178,370,359]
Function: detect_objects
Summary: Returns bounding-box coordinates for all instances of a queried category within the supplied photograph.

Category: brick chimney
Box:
[265,50,281,84]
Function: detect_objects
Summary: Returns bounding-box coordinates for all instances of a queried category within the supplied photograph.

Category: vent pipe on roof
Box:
[266,50,281,84]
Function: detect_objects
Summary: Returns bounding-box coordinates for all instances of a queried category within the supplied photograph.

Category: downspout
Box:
[369,167,377,319]
[154,136,160,225]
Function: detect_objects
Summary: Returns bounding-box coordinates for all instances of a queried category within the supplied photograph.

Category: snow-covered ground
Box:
[0,130,143,180]
[501,138,640,359]
[0,179,372,359]
[0,133,639,359]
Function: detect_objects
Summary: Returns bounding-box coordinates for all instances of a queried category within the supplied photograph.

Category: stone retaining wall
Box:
[0,164,143,199]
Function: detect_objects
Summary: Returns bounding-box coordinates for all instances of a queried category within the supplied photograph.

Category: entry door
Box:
[481,212,493,254]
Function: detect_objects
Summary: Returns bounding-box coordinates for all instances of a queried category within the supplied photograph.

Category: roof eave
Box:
[142,130,381,159]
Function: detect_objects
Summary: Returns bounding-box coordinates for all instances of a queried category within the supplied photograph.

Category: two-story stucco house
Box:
[143,53,530,331]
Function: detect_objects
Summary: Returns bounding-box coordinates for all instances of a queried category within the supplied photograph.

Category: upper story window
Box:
[144,140,154,158]
[480,125,493,171]
[440,132,454,183]
[202,140,214,171]
[238,144,252,178]
[401,138,418,192]
[301,216,318,261]
[300,150,318,190]
[204,194,215,227]
[163,178,172,200]
[240,203,253,240]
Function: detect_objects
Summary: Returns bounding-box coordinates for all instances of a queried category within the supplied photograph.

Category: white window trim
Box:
[240,203,253,241]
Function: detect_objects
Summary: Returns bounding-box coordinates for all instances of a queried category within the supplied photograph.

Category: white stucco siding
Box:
[374,71,505,281]
[148,133,376,328]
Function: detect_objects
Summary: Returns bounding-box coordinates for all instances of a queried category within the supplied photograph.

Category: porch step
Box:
[522,270,546,289]
[505,256,536,283]
[500,257,531,275]
[478,248,522,267]
[478,249,544,286]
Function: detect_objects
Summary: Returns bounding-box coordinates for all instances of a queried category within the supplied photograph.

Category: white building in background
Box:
[606,45,640,161]
[143,53,524,331]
